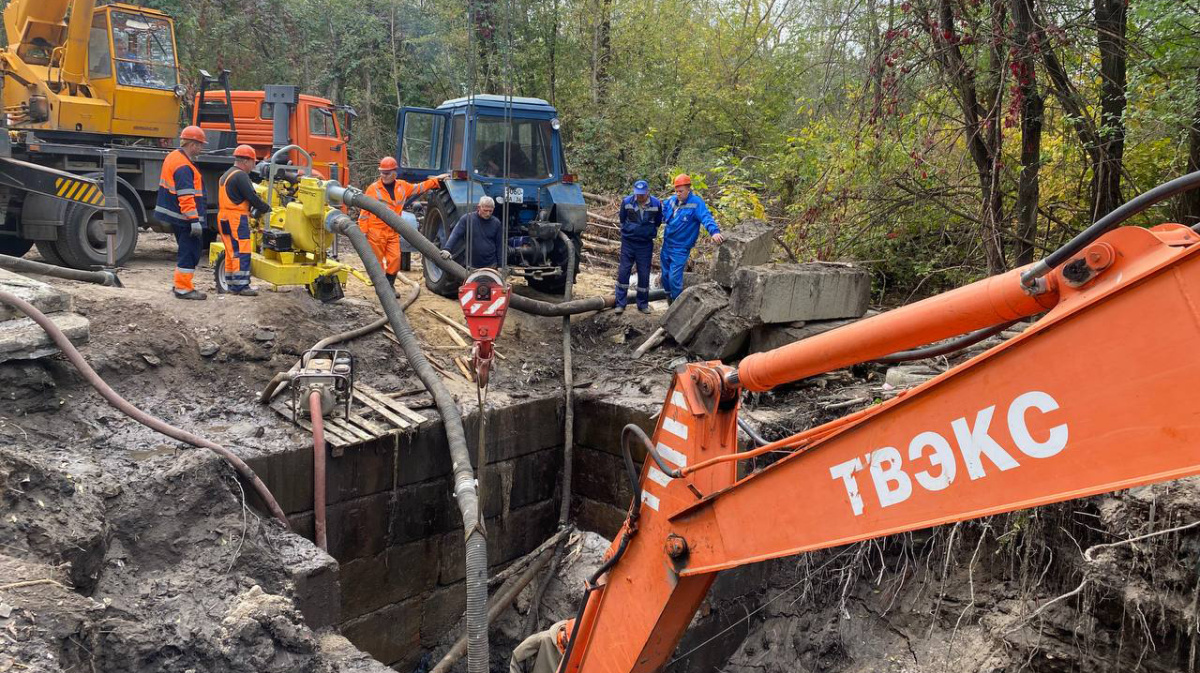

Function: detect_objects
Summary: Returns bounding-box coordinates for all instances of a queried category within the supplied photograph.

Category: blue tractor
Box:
[396,95,585,296]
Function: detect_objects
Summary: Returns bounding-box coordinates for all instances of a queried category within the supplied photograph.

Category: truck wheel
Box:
[55,195,139,269]
[527,233,580,296]
[0,237,33,257]
[421,197,462,298]
[213,251,231,294]
[34,241,68,266]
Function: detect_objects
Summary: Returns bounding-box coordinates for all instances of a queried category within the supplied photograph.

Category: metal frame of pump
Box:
[208,144,369,301]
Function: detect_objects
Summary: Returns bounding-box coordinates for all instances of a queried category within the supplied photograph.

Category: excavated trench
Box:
[245,392,769,673]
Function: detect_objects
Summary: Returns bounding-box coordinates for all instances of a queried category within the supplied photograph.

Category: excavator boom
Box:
[562,222,1200,673]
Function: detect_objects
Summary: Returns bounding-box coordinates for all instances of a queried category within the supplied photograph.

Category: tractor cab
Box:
[396,95,586,296]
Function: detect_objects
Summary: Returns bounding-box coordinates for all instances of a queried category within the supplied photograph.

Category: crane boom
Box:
[561,222,1200,673]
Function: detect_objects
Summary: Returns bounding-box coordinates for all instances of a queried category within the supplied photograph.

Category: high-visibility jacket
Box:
[218,168,251,220]
[155,149,206,226]
[357,177,439,232]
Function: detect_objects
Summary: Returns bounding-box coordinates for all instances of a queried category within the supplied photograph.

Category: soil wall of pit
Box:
[247,393,769,672]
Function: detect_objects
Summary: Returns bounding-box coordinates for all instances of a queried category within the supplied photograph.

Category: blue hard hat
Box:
[633,180,649,195]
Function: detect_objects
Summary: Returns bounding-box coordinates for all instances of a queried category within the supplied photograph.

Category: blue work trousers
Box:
[615,239,653,309]
[172,222,202,294]
[659,244,692,301]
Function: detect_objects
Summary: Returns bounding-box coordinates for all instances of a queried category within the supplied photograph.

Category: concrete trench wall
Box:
[251,392,770,672]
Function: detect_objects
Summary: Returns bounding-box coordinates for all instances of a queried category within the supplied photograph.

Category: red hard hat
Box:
[180,125,207,144]
[673,174,692,188]
[378,156,398,172]
[233,144,256,160]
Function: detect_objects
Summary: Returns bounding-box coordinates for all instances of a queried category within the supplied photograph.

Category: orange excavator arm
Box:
[559,220,1200,673]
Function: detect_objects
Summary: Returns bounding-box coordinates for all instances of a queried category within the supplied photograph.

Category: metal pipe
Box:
[0,254,120,286]
[325,213,488,673]
[309,390,328,552]
[0,289,289,527]
[102,150,118,269]
[325,184,667,315]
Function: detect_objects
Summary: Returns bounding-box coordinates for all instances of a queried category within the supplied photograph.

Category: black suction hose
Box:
[325,212,489,673]
[325,183,667,315]
[0,253,121,286]
[1022,170,1200,287]
[873,320,1019,364]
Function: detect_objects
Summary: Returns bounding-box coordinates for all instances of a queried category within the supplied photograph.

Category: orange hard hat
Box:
[180,125,207,144]
[378,156,398,172]
[673,174,692,188]
[233,144,256,160]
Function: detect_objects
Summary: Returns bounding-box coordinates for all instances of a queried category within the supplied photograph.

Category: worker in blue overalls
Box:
[614,180,663,314]
[661,174,724,302]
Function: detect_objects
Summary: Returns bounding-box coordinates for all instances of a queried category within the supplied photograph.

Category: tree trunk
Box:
[1092,0,1127,219]
[473,0,499,92]
[1012,0,1043,265]
[548,0,558,105]
[595,0,613,106]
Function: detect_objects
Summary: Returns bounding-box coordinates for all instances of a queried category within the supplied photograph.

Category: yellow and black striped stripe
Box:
[53,177,105,206]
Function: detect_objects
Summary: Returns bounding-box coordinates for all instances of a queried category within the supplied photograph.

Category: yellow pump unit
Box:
[208,146,367,301]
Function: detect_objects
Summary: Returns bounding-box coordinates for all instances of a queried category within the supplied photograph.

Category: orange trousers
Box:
[363,221,401,275]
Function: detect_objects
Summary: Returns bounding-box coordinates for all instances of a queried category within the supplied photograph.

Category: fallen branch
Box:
[0,578,68,591]
[634,327,668,359]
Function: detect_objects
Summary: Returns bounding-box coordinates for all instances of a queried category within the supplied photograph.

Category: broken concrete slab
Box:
[746,312,878,354]
[0,312,89,363]
[885,364,940,388]
[661,282,727,344]
[687,309,755,361]
[731,262,870,325]
[0,267,73,321]
[711,220,775,287]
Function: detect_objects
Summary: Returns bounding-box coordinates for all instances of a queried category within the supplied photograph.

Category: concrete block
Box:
[661,282,727,344]
[326,491,392,561]
[731,262,870,325]
[340,597,421,667]
[572,446,639,510]
[508,448,564,510]
[885,364,939,388]
[338,538,441,621]
[572,396,655,460]
[746,312,878,355]
[711,220,775,287]
[276,534,341,630]
[0,268,73,321]
[388,478,460,546]
[419,583,467,648]
[687,309,754,361]
[572,498,627,539]
[0,313,89,363]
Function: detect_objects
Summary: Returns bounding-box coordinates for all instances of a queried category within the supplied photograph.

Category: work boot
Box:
[386,274,397,287]
[174,289,207,301]
[613,306,625,315]
[233,287,259,297]
[637,305,652,314]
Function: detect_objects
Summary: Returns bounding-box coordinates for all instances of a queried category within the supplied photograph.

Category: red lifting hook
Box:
[458,268,512,388]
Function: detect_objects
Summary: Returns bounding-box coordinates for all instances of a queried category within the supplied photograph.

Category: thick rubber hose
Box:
[310,390,328,552]
[0,253,120,286]
[326,184,667,315]
[872,320,1018,364]
[1022,170,1200,285]
[325,214,488,673]
[0,290,289,527]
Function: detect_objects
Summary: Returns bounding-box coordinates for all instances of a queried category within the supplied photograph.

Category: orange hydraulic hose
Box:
[736,267,1059,392]
[310,390,328,551]
[0,290,290,527]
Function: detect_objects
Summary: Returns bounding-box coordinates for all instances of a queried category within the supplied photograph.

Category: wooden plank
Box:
[445,325,469,348]
[309,416,357,446]
[326,416,375,442]
[425,308,472,336]
[454,356,475,383]
[347,410,392,435]
[358,384,428,424]
[353,389,417,428]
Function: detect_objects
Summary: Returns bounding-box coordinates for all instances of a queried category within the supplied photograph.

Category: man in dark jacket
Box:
[441,195,507,268]
[614,180,663,314]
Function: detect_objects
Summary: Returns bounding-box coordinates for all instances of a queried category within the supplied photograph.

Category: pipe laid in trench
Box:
[324,183,667,315]
[0,253,121,286]
[324,212,489,673]
[0,289,290,527]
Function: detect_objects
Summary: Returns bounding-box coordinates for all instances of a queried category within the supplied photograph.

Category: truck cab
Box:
[396,95,585,296]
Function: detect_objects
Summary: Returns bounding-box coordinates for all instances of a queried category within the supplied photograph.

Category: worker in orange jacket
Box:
[217,145,271,296]
[358,157,448,286]
[155,126,209,300]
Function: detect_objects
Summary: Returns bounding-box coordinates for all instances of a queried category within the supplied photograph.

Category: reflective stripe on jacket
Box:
[619,194,663,243]
[357,177,439,231]
[155,149,205,225]
[662,191,719,250]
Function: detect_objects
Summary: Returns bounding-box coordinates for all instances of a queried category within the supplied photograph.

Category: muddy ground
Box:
[3,233,1200,672]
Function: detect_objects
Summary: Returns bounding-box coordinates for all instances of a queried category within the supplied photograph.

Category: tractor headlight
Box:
[173,85,186,99]
[550,118,561,130]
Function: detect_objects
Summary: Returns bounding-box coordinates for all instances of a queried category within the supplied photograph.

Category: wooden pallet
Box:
[272,383,428,456]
